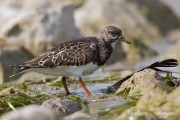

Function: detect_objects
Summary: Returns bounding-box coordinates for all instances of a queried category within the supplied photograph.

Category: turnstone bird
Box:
[10,26,131,96]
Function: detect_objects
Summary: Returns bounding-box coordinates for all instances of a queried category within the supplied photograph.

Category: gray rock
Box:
[41,98,82,117]
[0,105,58,120]
[75,0,160,41]
[64,111,90,120]
[135,86,180,119]
[0,0,81,56]
[161,0,180,19]
[116,69,163,98]
[115,107,160,120]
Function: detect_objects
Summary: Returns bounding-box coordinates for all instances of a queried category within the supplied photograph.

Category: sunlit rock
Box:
[116,69,163,98]
[64,111,90,120]
[135,86,180,119]
[0,105,58,120]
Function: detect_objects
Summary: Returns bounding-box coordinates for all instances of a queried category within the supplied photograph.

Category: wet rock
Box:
[161,41,180,72]
[41,98,82,117]
[115,107,160,120]
[116,69,163,98]
[0,0,81,55]
[75,0,158,63]
[0,105,58,120]
[135,86,180,119]
[64,111,90,120]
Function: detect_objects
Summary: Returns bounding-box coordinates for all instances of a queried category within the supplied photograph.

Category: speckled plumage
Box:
[15,36,113,69]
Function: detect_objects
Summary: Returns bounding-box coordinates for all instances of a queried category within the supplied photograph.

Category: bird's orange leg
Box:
[79,77,91,96]
[62,76,71,95]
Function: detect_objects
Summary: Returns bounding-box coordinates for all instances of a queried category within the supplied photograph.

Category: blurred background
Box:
[0,0,180,83]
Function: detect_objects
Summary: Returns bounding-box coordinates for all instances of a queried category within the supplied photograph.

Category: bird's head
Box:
[99,26,131,45]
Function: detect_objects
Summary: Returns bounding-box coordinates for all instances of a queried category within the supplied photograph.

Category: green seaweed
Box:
[116,87,131,98]
[0,86,14,96]
[0,94,34,115]
[98,101,136,120]
[163,72,180,87]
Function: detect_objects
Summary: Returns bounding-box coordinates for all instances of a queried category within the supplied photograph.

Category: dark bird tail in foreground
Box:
[112,59,179,90]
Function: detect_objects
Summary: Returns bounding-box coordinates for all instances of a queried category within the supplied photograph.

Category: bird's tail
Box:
[9,64,29,78]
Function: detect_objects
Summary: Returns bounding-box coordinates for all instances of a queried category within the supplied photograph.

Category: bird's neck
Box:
[111,41,118,49]
[99,35,117,49]
[97,38,113,66]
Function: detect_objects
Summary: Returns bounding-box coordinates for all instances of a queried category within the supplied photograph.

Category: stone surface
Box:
[135,86,180,119]
[0,105,58,120]
[115,107,160,120]
[161,0,180,19]
[0,0,81,55]
[116,69,163,98]
[75,0,160,40]
[130,0,180,35]
[0,64,3,84]
[64,111,90,120]
[41,98,82,117]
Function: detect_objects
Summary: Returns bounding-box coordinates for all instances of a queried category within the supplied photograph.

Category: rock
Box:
[0,105,58,120]
[64,111,90,120]
[0,64,3,84]
[168,29,180,42]
[75,0,160,40]
[115,107,160,120]
[131,0,180,34]
[161,0,180,19]
[0,0,81,56]
[41,98,82,117]
[0,47,33,82]
[116,69,163,98]
[161,41,180,72]
[75,0,159,63]
[135,86,180,119]
[70,0,86,8]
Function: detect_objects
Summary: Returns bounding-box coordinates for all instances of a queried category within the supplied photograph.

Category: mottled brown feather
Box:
[24,37,100,68]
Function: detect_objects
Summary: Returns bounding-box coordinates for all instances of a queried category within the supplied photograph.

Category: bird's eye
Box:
[111,32,116,36]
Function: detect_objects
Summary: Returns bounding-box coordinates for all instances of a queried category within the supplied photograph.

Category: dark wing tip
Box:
[9,63,28,68]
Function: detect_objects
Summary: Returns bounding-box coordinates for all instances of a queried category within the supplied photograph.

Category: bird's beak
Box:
[120,35,131,44]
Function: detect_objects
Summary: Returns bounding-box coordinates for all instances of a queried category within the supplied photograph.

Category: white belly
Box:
[30,63,100,77]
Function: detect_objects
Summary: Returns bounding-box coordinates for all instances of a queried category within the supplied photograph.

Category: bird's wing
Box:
[23,39,99,68]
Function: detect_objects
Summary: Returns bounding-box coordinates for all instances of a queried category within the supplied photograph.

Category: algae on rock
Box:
[116,69,163,98]
[135,86,180,119]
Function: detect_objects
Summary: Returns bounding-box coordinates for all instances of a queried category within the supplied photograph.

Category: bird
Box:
[10,26,131,96]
